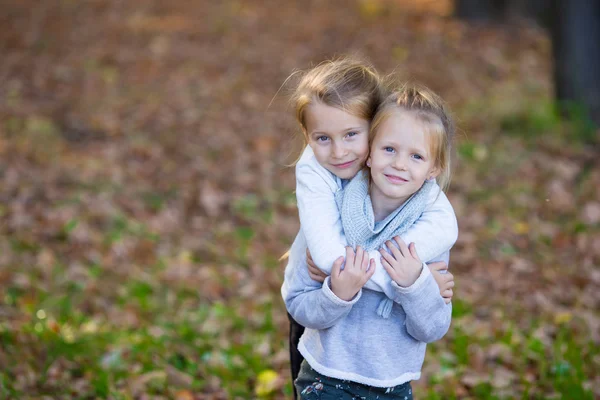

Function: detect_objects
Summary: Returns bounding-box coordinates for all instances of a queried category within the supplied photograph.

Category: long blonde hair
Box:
[369,83,455,190]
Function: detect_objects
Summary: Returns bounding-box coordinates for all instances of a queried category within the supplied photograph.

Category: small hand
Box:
[379,237,423,287]
[330,246,375,301]
[428,262,454,304]
[306,248,328,283]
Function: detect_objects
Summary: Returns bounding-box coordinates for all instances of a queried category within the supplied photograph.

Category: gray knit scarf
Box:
[335,169,434,318]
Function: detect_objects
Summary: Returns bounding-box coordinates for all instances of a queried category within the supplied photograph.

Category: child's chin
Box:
[337,169,359,179]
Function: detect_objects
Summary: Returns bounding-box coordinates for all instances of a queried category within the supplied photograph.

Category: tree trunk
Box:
[550,0,600,127]
[454,0,506,22]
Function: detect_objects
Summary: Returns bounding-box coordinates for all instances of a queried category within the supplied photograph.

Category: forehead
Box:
[375,111,431,148]
[305,102,369,132]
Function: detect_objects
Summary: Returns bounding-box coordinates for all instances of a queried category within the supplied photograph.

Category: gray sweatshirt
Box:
[284,258,452,387]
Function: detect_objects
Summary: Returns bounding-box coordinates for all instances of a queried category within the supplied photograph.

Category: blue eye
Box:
[316,136,329,142]
[346,131,358,138]
[384,146,395,153]
[412,154,423,160]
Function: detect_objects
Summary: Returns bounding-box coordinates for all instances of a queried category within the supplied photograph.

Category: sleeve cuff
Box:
[322,276,362,306]
[391,262,432,295]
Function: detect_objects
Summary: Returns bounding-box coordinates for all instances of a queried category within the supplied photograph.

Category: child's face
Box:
[305,102,370,180]
[367,111,439,206]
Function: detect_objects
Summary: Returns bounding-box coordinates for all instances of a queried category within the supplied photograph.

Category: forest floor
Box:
[0,0,599,399]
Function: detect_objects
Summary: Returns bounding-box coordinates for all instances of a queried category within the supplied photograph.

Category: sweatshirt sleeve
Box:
[295,155,398,299]
[392,264,452,343]
[283,253,362,330]
[397,183,458,263]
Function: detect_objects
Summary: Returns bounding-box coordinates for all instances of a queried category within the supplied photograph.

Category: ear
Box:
[428,166,440,180]
[366,156,372,167]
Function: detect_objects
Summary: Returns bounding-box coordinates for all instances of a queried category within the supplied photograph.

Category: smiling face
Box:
[305,101,370,179]
[368,110,440,208]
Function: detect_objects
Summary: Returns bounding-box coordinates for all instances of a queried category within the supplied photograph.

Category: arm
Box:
[307,249,455,304]
[394,267,452,343]
[295,156,396,297]
[397,184,458,263]
[283,252,363,330]
[380,239,452,342]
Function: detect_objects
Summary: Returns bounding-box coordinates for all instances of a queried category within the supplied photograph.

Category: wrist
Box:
[330,281,358,302]
[397,263,424,288]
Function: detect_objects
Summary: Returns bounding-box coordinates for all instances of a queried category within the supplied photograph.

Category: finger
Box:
[308,263,327,280]
[408,242,420,261]
[307,260,319,273]
[444,297,451,304]
[361,251,369,271]
[442,289,453,297]
[355,246,364,269]
[331,256,344,277]
[380,257,396,281]
[306,247,312,262]
[386,240,404,261]
[379,247,397,266]
[393,236,410,257]
[307,254,317,269]
[345,246,355,270]
[446,280,455,289]
[429,261,447,272]
[366,258,375,273]
[363,261,376,282]
[430,261,448,272]
[309,271,325,283]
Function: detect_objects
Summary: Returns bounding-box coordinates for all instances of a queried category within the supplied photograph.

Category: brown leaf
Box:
[166,365,194,388]
[174,390,195,400]
[461,372,487,388]
[199,182,226,217]
[490,366,516,388]
[581,202,600,225]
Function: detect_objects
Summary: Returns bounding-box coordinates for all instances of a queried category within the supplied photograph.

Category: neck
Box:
[370,184,409,222]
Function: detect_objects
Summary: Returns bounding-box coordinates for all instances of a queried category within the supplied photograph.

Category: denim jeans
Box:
[295,360,414,400]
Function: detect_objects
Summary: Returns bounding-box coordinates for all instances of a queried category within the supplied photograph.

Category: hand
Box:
[306,248,328,283]
[428,262,454,304]
[379,237,423,287]
[330,246,375,301]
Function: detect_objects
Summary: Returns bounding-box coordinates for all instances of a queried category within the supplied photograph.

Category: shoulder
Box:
[296,146,340,189]
[296,146,320,171]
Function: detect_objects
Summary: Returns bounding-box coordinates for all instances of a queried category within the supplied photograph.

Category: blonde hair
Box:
[369,83,455,190]
[289,56,382,143]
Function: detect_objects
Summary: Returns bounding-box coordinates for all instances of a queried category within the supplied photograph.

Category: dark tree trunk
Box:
[550,0,600,127]
[455,0,507,22]
[455,0,600,129]
[455,0,551,27]
[505,0,552,28]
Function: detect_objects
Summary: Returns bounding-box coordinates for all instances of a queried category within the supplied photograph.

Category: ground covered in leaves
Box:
[1,0,599,399]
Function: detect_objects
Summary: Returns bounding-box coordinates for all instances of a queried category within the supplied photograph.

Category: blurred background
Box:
[0,0,598,399]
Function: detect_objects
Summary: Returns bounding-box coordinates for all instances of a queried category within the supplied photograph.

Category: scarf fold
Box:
[335,170,434,318]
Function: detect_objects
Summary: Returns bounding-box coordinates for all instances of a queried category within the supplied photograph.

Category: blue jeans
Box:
[295,360,414,400]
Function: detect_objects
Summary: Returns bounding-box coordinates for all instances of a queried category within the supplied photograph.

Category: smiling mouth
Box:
[333,160,356,169]
[384,174,408,184]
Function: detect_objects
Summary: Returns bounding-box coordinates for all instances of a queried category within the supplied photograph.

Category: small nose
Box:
[332,142,348,159]
[394,155,407,170]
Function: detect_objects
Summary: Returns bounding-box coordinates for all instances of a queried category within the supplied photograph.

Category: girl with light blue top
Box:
[282,61,458,398]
